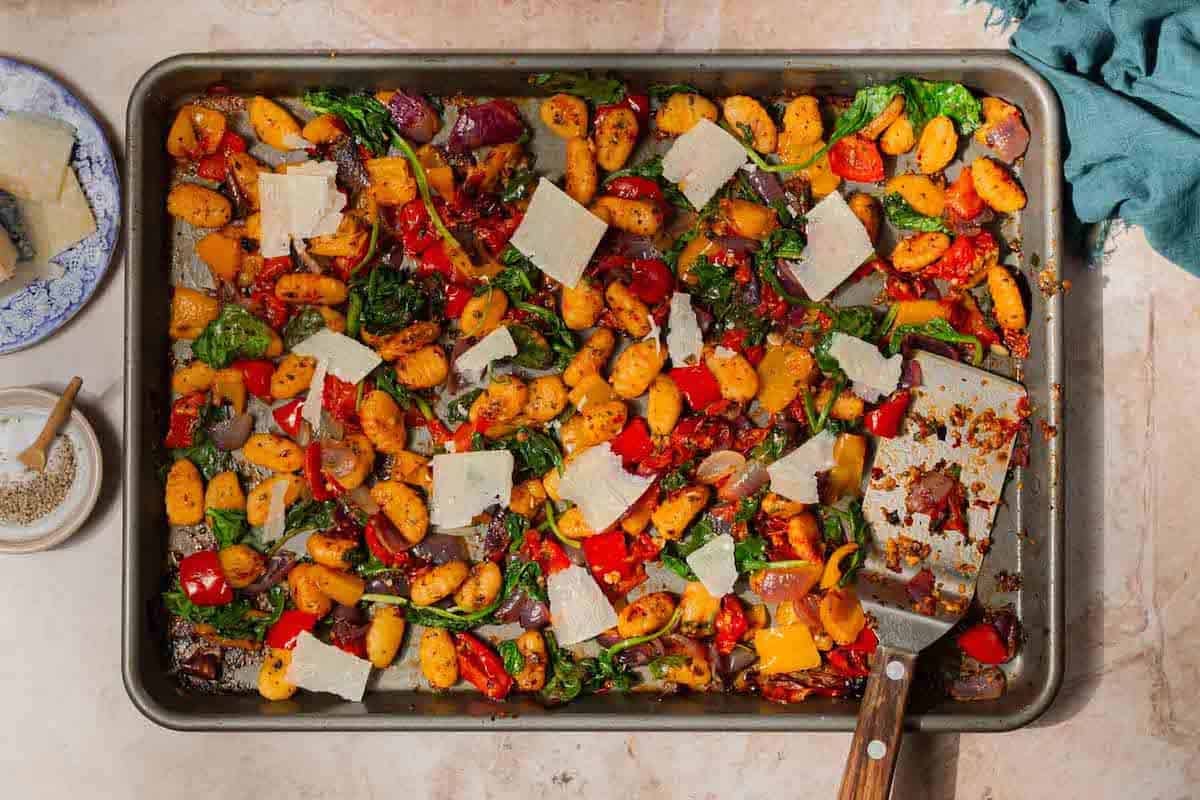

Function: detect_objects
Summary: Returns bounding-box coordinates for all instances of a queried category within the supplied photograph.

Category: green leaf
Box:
[887,317,983,365]
[659,458,695,493]
[508,324,552,369]
[735,489,766,524]
[164,583,285,642]
[677,514,718,558]
[357,265,426,334]
[192,305,273,368]
[895,77,982,134]
[659,552,698,582]
[265,500,337,556]
[749,427,790,463]
[648,654,688,679]
[734,534,770,574]
[302,89,393,155]
[206,508,248,549]
[282,307,327,351]
[648,83,701,100]
[882,193,951,234]
[513,301,578,371]
[664,228,699,271]
[499,640,526,677]
[506,512,530,554]
[500,168,538,203]
[539,631,588,705]
[492,246,540,303]
[530,71,626,104]
[171,431,233,481]
[496,426,564,479]
[445,388,483,426]
[820,500,871,586]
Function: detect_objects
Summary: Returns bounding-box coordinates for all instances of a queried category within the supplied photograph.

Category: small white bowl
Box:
[0,386,102,553]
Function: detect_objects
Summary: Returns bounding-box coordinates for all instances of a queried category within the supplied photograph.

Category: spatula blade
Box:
[858,351,1027,651]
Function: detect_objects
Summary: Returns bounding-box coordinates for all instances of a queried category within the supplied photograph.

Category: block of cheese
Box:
[430,450,515,529]
[557,442,654,533]
[20,168,97,260]
[291,329,381,384]
[548,564,619,646]
[258,162,345,258]
[686,533,738,598]
[0,113,76,201]
[766,429,837,504]
[509,178,607,289]
[825,332,902,401]
[780,191,875,301]
[455,326,517,382]
[661,118,748,210]
[666,292,703,366]
[286,631,372,702]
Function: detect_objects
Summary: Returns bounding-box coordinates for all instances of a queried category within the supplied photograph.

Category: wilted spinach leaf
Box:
[882,193,951,234]
[530,72,625,104]
[282,307,327,350]
[192,305,273,369]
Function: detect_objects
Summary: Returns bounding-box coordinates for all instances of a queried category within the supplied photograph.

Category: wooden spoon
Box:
[17,376,82,472]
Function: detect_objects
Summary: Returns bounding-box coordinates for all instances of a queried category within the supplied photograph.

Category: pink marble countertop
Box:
[0,2,1196,797]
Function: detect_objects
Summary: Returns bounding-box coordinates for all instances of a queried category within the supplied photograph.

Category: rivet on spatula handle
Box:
[17,377,83,473]
[837,645,919,800]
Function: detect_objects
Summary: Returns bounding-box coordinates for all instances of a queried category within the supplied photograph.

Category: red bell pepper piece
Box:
[196,153,228,181]
[714,594,748,655]
[669,364,722,411]
[827,648,872,678]
[581,530,648,596]
[231,358,275,401]
[454,631,514,700]
[396,198,440,256]
[272,398,304,438]
[250,289,291,330]
[843,626,879,653]
[164,392,207,449]
[178,550,233,606]
[444,283,473,319]
[609,417,654,467]
[945,168,985,223]
[364,513,414,567]
[926,237,976,284]
[217,130,247,155]
[958,296,1001,350]
[303,442,342,501]
[828,134,885,182]
[605,176,664,204]
[629,258,673,305]
[863,390,911,438]
[521,530,572,576]
[957,622,1009,664]
[622,93,651,128]
[474,215,522,256]
[265,610,320,650]
[322,373,359,423]
[254,255,295,292]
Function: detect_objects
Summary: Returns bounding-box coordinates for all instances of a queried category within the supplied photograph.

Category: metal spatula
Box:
[837,351,1026,800]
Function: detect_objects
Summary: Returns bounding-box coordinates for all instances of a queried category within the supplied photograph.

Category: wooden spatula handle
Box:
[32,377,82,450]
[837,645,919,800]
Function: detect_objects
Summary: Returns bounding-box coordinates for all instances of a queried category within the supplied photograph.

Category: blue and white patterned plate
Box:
[0,57,120,354]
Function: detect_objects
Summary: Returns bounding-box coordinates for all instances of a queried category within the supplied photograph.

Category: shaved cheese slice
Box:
[558,443,654,533]
[281,132,312,151]
[509,178,607,289]
[661,118,748,210]
[291,329,382,384]
[825,332,902,400]
[455,326,517,381]
[780,191,875,301]
[286,631,372,702]
[0,113,75,201]
[301,357,328,430]
[258,162,345,258]
[686,533,738,598]
[263,479,289,542]
[20,168,96,259]
[430,450,515,529]
[548,564,619,646]
[0,231,15,283]
[767,430,837,504]
[666,292,703,366]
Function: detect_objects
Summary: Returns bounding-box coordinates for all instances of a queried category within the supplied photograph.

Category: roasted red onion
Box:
[947,666,1006,701]
[208,412,253,452]
[902,335,961,362]
[947,207,995,237]
[613,638,666,669]
[329,135,370,195]
[982,606,1022,663]
[906,471,956,515]
[412,533,469,565]
[717,460,770,502]
[493,588,529,624]
[320,440,359,479]
[180,650,221,681]
[365,571,410,597]
[519,599,551,630]
[899,358,924,389]
[982,113,1029,163]
[711,235,761,257]
[387,90,441,144]
[776,260,809,298]
[330,603,370,647]
[715,644,759,679]
[608,231,662,261]
[448,99,526,152]
[696,450,746,485]
[243,551,297,595]
[346,485,380,516]
[483,510,514,563]
[373,514,416,557]
[754,567,819,602]
[745,167,785,205]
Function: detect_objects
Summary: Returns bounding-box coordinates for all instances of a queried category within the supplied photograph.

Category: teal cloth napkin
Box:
[983,0,1200,275]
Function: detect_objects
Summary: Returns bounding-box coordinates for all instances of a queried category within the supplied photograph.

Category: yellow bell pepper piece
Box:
[211,368,247,415]
[820,543,859,589]
[827,433,866,500]
[754,624,821,675]
[820,586,867,645]
[890,299,951,331]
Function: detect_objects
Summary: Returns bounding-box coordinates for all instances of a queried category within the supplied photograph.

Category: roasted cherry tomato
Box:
[397,198,440,256]
[178,551,233,606]
[629,258,673,305]
[582,530,649,597]
[828,134,885,182]
[164,392,207,449]
[669,364,723,411]
[863,390,911,438]
[444,283,473,319]
[605,176,664,205]
[474,214,522,256]
[714,594,748,655]
[521,530,572,576]
[322,373,359,423]
[609,417,654,467]
[303,442,341,501]
[454,631,514,700]
[272,398,305,438]
[945,167,985,223]
[196,154,228,181]
[957,622,1009,664]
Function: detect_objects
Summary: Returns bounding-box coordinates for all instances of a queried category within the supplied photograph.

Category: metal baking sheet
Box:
[123,52,1064,731]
